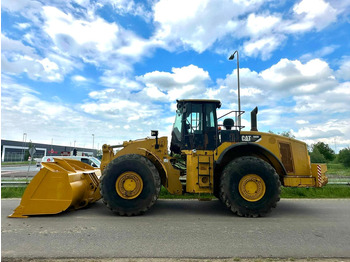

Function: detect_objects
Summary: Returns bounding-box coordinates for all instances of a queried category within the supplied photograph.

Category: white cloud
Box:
[42,6,120,53]
[38,5,163,88]
[2,34,80,82]
[1,34,38,57]
[15,23,31,30]
[259,58,336,94]
[72,75,89,82]
[1,0,41,12]
[243,35,286,60]
[291,0,338,31]
[296,120,309,125]
[153,0,264,53]
[144,86,167,100]
[3,0,348,64]
[151,0,344,58]
[293,82,350,114]
[1,54,63,82]
[336,57,350,81]
[293,119,347,141]
[209,58,340,112]
[138,65,210,101]
[205,57,350,150]
[1,77,151,147]
[245,13,281,37]
[107,0,152,21]
[300,45,339,61]
[76,65,213,141]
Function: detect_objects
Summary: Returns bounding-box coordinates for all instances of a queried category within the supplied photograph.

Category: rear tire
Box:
[220,156,281,217]
[100,154,161,216]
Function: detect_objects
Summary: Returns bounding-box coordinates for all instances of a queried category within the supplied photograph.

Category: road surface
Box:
[2,199,350,259]
[1,165,39,178]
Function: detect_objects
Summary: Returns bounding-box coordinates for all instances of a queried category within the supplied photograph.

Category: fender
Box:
[137,147,169,184]
[138,147,182,194]
[216,142,287,177]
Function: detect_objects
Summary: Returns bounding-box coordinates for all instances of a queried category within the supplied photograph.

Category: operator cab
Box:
[170,99,221,153]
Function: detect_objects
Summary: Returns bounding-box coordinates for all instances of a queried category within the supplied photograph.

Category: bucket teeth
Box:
[9,158,101,218]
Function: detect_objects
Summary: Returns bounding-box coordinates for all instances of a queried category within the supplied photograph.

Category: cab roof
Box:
[177,99,221,108]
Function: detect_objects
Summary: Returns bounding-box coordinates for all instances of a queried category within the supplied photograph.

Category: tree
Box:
[24,141,34,161]
[309,147,326,163]
[311,142,335,162]
[268,130,295,138]
[338,147,350,167]
[279,131,295,138]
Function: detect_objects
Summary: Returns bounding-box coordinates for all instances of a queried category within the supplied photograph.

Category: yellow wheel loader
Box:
[9,99,328,218]
[99,99,327,217]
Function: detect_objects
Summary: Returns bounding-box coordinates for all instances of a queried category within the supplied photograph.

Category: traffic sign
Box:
[29,147,36,157]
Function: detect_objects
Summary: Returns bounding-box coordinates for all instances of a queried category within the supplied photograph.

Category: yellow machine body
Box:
[101,130,328,196]
[9,158,101,218]
[237,131,328,188]
[101,137,183,195]
[183,150,214,193]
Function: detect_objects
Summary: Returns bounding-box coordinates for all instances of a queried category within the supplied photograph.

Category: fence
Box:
[3,152,45,162]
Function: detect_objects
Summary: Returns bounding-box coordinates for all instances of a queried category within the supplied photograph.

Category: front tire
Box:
[220,156,281,217]
[100,154,161,216]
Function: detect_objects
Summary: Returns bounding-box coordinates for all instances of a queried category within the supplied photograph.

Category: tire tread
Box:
[219,156,281,217]
[100,154,161,216]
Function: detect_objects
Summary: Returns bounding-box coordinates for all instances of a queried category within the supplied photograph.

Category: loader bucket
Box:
[9,158,101,218]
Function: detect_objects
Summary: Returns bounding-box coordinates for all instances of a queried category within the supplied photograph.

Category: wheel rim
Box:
[238,174,266,202]
[116,172,143,199]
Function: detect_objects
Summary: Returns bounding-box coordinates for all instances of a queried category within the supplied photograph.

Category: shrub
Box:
[338,147,350,167]
[311,142,335,162]
[310,147,326,163]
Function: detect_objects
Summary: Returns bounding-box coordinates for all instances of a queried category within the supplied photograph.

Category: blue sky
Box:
[1,0,350,152]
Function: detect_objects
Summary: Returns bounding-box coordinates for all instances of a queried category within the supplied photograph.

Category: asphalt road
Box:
[2,199,350,259]
[1,165,39,178]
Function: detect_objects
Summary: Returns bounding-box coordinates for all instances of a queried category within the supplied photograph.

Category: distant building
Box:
[1,139,98,162]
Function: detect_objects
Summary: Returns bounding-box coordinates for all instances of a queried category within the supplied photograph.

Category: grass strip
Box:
[1,187,27,198]
[327,163,350,176]
[2,184,349,199]
[282,185,350,198]
[1,161,33,166]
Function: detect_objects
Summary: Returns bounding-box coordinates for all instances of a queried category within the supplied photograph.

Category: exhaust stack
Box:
[251,107,258,131]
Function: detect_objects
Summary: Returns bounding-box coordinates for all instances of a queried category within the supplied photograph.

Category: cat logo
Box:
[241,135,261,142]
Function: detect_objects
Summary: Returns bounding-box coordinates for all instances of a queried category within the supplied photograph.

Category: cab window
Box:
[173,110,182,141]
[186,103,203,134]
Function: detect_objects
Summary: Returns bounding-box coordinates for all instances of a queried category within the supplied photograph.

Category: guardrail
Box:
[2,181,31,187]
[328,181,350,185]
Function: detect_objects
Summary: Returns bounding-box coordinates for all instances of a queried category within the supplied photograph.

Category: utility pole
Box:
[51,138,53,156]
[22,133,27,161]
[92,134,95,149]
[229,50,241,128]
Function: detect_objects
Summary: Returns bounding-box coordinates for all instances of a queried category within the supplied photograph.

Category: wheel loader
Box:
[9,99,328,218]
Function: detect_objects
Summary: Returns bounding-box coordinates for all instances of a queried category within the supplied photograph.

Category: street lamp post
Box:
[51,138,53,156]
[22,133,27,161]
[229,50,241,128]
[92,134,95,149]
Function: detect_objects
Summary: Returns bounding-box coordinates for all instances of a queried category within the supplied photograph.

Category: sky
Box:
[1,0,350,152]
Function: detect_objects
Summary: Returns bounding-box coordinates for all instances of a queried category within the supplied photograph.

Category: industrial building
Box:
[1,139,98,162]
